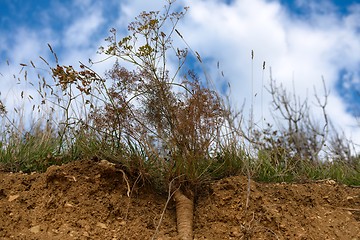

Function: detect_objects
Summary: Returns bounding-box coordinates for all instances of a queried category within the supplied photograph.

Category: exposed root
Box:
[124,174,141,220]
[152,178,180,240]
[119,169,131,197]
[174,189,194,240]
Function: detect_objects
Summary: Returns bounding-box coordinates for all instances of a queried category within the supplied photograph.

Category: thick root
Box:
[174,190,194,240]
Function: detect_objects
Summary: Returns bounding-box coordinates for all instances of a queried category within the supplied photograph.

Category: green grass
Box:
[0,1,359,190]
[0,113,359,187]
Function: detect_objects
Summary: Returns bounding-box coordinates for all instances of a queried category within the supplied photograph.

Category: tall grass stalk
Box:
[0,0,359,238]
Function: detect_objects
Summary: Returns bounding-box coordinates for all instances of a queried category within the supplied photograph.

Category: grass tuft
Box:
[0,0,359,191]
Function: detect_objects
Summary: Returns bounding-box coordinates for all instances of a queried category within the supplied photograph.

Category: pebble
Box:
[8,194,20,202]
[30,225,41,233]
[96,222,107,229]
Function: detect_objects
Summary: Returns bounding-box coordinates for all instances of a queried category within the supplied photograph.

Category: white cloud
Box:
[0,27,55,114]
[165,0,360,146]
[63,8,104,49]
[1,0,360,150]
[95,0,360,147]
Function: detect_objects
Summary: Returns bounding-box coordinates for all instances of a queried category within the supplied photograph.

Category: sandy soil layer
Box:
[0,160,359,239]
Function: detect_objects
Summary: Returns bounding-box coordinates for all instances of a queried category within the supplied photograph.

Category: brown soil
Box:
[0,160,359,240]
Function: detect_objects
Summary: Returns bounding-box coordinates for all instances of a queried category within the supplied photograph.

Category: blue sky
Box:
[280,0,359,15]
[0,0,360,147]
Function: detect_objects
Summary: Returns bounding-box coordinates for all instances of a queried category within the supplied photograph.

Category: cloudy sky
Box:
[1,0,360,149]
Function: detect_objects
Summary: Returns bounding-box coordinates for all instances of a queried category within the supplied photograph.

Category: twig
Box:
[240,212,255,239]
[323,205,360,212]
[152,176,182,240]
[340,207,360,211]
[119,169,131,197]
[265,227,280,240]
[245,157,252,210]
[124,174,141,220]
[245,171,251,210]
